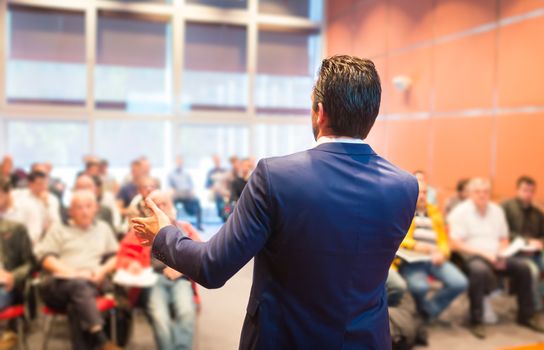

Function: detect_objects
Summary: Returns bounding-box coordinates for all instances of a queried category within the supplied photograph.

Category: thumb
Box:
[145,197,162,216]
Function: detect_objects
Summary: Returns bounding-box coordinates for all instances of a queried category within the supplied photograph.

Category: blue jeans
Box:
[400,261,468,318]
[147,275,196,350]
[0,288,12,310]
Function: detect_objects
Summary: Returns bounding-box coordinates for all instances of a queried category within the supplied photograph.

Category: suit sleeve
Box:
[152,160,272,289]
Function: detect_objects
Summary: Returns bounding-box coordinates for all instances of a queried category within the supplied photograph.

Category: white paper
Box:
[113,267,158,288]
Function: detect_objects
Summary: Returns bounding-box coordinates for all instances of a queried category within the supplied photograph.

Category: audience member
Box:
[230,158,253,202]
[399,180,467,321]
[42,162,66,202]
[414,170,437,206]
[72,174,115,231]
[99,159,119,195]
[386,268,407,307]
[0,178,23,224]
[168,156,202,230]
[205,155,227,219]
[118,190,200,350]
[117,160,143,217]
[0,217,34,349]
[128,176,158,217]
[444,178,470,215]
[0,155,23,188]
[502,176,544,310]
[448,178,544,338]
[12,171,61,244]
[35,190,120,350]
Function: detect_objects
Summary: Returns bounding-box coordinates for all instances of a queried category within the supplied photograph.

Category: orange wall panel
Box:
[327,17,354,55]
[366,119,387,155]
[434,0,497,37]
[494,113,544,201]
[327,0,354,21]
[385,118,430,172]
[499,0,544,18]
[387,0,434,50]
[352,0,387,58]
[498,16,544,108]
[433,31,495,112]
[388,47,432,113]
[430,116,494,191]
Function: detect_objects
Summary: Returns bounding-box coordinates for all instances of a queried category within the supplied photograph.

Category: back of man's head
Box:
[313,55,381,139]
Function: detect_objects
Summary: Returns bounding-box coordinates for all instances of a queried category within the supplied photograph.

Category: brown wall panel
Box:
[327,17,354,55]
[499,0,544,18]
[387,0,434,50]
[353,0,387,58]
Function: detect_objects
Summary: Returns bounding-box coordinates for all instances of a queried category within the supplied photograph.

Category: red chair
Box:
[0,304,27,350]
[42,296,117,350]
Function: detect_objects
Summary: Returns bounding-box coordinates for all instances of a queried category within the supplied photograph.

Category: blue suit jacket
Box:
[152,142,418,350]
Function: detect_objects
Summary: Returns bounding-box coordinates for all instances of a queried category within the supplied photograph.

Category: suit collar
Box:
[313,142,376,155]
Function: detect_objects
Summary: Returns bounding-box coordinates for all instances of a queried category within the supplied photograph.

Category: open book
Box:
[113,267,158,288]
[396,248,432,264]
[499,237,539,258]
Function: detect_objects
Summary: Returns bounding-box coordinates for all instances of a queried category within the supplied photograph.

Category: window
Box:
[7,5,86,105]
[177,124,249,169]
[186,0,247,9]
[183,23,247,111]
[256,29,321,116]
[95,12,172,113]
[254,123,314,158]
[94,120,169,167]
[6,120,88,167]
[259,0,323,20]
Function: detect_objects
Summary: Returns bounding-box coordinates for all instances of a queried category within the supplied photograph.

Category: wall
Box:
[326,0,544,204]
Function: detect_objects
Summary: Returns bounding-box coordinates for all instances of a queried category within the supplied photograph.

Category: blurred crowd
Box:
[0,153,255,350]
[1,152,544,349]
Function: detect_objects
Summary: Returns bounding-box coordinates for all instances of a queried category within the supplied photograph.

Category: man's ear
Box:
[317,102,327,127]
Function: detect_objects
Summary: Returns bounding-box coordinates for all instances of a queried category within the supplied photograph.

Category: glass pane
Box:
[177,125,249,170]
[254,123,314,158]
[183,23,247,111]
[186,0,247,9]
[95,13,172,114]
[7,6,86,106]
[6,120,88,167]
[259,0,323,20]
[256,30,321,116]
[94,120,168,167]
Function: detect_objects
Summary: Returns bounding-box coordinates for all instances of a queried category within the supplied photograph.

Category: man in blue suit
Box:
[133,55,419,349]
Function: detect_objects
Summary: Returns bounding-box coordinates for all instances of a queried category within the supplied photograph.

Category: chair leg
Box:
[16,317,27,350]
[110,309,117,345]
[42,315,54,350]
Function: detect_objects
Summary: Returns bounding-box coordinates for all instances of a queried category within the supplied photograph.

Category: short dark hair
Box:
[313,55,381,139]
[456,178,470,193]
[0,177,11,193]
[517,176,536,188]
[28,171,47,183]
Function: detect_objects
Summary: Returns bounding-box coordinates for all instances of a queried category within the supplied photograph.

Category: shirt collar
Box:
[315,136,366,147]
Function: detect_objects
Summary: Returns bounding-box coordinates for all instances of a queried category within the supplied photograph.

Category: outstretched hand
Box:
[131,198,171,246]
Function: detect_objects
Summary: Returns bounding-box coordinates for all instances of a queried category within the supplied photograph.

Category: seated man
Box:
[502,176,544,310]
[117,190,200,350]
[0,217,34,348]
[386,268,407,307]
[399,180,468,322]
[449,178,544,338]
[35,190,120,350]
[168,156,202,230]
[71,174,115,231]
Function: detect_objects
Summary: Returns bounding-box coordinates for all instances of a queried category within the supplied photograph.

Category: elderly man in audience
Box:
[35,190,120,350]
[399,180,468,322]
[449,178,544,339]
[502,176,544,310]
[71,174,115,232]
[118,190,200,350]
[128,176,158,216]
[168,156,202,230]
[12,170,61,244]
[0,208,34,349]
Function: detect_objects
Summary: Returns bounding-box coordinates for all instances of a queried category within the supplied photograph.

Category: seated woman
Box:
[117,189,201,350]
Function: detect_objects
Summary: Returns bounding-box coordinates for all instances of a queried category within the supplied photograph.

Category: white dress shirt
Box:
[315,136,366,146]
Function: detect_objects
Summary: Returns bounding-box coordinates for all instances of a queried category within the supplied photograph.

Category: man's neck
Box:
[517,198,532,209]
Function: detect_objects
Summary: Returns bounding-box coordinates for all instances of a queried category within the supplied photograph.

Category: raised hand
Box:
[131,197,171,246]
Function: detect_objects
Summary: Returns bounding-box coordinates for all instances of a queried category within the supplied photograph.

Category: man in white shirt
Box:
[449,178,543,338]
[12,171,60,244]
